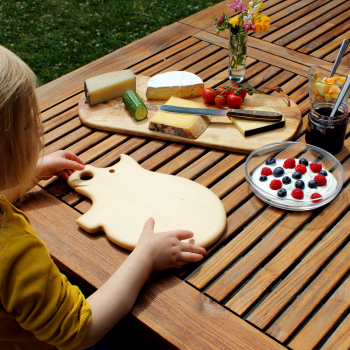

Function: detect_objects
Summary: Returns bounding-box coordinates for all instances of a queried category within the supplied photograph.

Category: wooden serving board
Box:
[67,155,227,250]
[78,75,302,154]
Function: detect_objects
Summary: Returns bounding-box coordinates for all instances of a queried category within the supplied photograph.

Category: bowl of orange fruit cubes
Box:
[309,64,349,105]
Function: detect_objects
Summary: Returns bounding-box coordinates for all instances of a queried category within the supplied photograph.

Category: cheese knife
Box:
[159,105,283,122]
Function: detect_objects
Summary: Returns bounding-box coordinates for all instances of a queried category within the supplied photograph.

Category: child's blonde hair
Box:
[0,45,42,221]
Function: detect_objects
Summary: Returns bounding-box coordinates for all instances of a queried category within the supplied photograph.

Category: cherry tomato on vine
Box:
[227,93,242,108]
[215,86,225,96]
[214,95,226,107]
[202,88,216,104]
[239,89,247,100]
[215,86,232,97]
[234,85,247,100]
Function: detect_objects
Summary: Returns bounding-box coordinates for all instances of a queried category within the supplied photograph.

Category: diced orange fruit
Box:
[338,77,346,84]
[328,85,341,94]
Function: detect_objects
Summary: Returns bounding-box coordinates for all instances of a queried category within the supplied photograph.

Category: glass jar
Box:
[305,100,348,155]
[308,64,349,106]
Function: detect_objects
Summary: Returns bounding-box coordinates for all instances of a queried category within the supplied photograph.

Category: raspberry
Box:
[283,158,296,169]
[310,163,322,173]
[270,179,282,190]
[295,164,307,174]
[291,188,304,200]
[311,193,322,203]
[261,167,272,176]
[314,174,327,186]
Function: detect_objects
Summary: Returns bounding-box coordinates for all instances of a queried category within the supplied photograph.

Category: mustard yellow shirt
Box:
[0,200,92,350]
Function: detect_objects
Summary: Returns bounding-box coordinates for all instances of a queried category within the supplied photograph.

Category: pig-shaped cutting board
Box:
[68,154,227,250]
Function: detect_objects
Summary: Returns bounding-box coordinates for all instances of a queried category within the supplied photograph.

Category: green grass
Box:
[0,0,223,86]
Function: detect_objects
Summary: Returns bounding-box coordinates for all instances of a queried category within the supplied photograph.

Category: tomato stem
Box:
[212,85,265,96]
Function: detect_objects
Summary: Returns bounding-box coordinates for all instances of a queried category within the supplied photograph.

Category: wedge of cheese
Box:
[149,97,210,139]
[84,69,136,106]
[230,105,285,137]
[146,71,204,100]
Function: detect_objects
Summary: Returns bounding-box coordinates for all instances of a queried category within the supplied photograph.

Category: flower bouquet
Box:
[215,0,270,82]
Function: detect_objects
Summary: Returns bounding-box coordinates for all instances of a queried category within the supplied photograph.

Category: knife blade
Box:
[159,105,283,121]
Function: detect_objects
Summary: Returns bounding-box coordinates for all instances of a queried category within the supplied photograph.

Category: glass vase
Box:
[228,30,247,83]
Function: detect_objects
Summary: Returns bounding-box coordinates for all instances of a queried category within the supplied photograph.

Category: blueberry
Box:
[273,167,285,177]
[266,158,276,165]
[319,170,328,176]
[282,176,292,185]
[295,180,305,189]
[259,175,268,182]
[299,158,309,166]
[292,172,302,180]
[308,180,318,189]
[277,188,287,197]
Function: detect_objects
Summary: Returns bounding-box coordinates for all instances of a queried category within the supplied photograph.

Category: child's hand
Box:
[134,217,206,271]
[36,150,85,180]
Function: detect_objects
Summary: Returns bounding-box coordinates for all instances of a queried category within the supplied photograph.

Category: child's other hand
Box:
[36,150,85,180]
[134,217,206,271]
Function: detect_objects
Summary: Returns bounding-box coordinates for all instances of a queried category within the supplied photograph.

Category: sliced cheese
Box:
[149,97,210,139]
[230,105,285,137]
[85,69,136,106]
[146,71,204,100]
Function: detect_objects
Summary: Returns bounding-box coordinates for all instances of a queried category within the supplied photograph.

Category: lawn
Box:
[0,0,223,86]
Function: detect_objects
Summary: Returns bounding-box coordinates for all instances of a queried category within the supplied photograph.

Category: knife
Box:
[159,105,283,122]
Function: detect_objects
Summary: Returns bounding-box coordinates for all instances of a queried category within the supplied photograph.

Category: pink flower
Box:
[227,0,247,12]
[244,23,256,32]
[217,15,224,26]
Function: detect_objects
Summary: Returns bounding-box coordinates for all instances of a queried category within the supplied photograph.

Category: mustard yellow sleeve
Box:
[0,231,92,350]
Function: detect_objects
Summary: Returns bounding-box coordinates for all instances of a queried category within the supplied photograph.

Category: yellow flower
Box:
[254,15,270,33]
[229,15,240,27]
[254,22,262,33]
[261,15,270,23]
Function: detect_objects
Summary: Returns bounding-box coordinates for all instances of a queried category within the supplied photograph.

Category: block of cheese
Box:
[146,71,204,100]
[230,105,285,137]
[84,69,136,106]
[149,97,211,139]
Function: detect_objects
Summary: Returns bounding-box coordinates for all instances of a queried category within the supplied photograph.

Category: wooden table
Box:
[20,1,350,349]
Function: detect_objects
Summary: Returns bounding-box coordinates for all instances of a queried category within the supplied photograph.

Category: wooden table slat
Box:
[298,18,350,55]
[158,44,222,75]
[285,6,350,50]
[131,37,200,74]
[255,0,341,42]
[141,40,212,76]
[156,146,206,175]
[247,206,350,329]
[320,312,350,350]
[44,126,93,155]
[289,276,350,350]
[310,28,350,59]
[267,239,350,343]
[40,93,81,121]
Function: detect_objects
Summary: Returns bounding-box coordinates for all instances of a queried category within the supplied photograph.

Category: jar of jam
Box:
[305,100,348,154]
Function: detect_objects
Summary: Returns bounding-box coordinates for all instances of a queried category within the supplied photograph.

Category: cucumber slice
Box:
[122,90,148,121]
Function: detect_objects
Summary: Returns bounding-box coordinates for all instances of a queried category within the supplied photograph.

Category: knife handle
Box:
[226,109,282,120]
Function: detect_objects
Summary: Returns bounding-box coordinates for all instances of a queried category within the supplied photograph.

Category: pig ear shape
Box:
[118,154,141,168]
[67,165,96,189]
